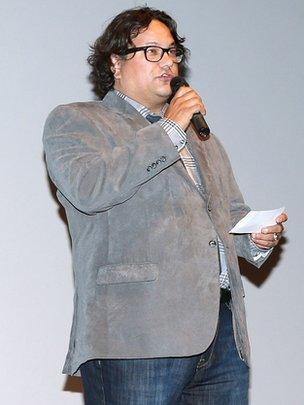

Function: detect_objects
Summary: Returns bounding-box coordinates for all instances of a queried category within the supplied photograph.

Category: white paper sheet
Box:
[229,207,285,234]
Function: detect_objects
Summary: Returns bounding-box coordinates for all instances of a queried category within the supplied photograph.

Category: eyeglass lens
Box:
[145,47,182,62]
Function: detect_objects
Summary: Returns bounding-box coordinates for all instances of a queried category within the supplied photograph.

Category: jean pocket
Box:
[96,263,159,285]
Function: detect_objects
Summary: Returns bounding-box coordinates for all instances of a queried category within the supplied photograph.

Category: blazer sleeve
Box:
[215,137,272,268]
[43,104,180,214]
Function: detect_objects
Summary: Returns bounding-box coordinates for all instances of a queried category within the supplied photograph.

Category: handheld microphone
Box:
[170,76,210,139]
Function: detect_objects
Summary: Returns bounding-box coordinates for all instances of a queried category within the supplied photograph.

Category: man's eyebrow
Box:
[141,41,176,47]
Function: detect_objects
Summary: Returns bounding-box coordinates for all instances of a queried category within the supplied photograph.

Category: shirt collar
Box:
[114,90,167,118]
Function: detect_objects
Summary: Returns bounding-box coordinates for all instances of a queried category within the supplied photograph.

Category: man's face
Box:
[111,19,179,112]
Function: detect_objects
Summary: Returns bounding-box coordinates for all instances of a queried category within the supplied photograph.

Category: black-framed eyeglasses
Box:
[120,46,184,63]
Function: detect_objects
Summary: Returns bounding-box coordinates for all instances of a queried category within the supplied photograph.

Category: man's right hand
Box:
[164,86,206,131]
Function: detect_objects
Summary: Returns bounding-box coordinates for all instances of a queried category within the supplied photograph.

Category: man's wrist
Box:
[159,118,186,151]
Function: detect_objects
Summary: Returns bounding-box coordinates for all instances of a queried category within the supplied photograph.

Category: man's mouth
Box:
[158,73,174,81]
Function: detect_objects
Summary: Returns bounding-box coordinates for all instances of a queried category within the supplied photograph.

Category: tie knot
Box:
[146,114,162,124]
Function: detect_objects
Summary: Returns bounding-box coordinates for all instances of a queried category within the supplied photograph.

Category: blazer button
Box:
[209,240,217,247]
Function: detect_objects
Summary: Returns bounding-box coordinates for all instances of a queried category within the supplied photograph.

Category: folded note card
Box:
[229,207,285,234]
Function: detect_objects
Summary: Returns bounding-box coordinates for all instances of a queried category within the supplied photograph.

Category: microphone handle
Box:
[191,112,210,138]
[169,76,210,139]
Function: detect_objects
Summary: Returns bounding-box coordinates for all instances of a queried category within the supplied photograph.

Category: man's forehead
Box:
[132,20,175,45]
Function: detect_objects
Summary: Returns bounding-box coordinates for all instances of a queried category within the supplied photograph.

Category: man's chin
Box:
[155,88,172,102]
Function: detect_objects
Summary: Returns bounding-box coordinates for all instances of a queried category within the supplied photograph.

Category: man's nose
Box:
[159,51,174,68]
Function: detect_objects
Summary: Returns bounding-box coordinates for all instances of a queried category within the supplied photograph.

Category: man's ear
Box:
[110,54,122,79]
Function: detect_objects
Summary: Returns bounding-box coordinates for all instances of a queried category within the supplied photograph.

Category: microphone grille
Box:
[170,76,189,98]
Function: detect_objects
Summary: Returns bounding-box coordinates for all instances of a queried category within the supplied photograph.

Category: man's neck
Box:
[114,89,168,118]
[113,87,165,115]
[148,103,166,115]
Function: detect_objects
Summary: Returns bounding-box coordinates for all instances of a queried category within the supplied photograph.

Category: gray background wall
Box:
[1,0,303,403]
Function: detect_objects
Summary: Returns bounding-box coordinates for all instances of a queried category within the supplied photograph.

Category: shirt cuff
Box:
[158,118,187,151]
[249,236,273,262]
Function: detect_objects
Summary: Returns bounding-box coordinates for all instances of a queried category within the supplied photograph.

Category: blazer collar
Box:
[100,90,148,122]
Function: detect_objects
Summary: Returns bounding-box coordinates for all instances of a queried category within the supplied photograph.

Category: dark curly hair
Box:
[87,7,189,99]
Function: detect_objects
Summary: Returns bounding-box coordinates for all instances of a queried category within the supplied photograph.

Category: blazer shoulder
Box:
[206,132,230,159]
[44,100,119,132]
[46,100,104,118]
[206,131,224,149]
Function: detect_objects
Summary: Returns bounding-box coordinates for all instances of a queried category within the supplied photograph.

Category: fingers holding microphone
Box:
[165,86,206,131]
[164,77,210,138]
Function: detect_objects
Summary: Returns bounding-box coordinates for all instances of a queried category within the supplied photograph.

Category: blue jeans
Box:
[80,300,249,404]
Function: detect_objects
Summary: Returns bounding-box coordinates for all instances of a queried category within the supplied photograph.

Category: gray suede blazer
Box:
[43,91,268,376]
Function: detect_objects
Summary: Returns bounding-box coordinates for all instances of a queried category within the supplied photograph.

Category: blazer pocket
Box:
[96,263,159,285]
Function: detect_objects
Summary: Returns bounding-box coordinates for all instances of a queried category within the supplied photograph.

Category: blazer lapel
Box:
[183,125,212,202]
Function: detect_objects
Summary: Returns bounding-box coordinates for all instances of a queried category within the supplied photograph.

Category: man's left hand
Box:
[250,212,288,249]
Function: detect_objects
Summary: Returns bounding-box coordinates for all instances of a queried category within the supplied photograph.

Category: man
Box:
[43,7,287,404]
